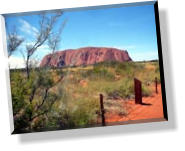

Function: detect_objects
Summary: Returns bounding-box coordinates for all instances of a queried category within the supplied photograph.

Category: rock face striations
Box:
[40,47,132,67]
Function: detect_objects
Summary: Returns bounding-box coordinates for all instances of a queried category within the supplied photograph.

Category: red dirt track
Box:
[105,84,164,123]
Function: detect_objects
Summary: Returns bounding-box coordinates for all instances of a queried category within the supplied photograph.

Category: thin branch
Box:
[25,12,63,78]
[31,98,56,121]
[29,87,37,103]
[7,26,24,57]
[36,88,49,110]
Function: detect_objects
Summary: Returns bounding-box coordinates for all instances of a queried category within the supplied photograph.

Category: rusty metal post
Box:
[134,78,142,104]
[155,77,158,94]
[100,94,105,126]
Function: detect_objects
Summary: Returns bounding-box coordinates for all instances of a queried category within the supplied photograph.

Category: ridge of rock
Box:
[40,47,132,67]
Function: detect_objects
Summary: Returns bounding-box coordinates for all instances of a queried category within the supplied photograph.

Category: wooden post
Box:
[100,94,105,126]
[134,78,142,104]
[155,77,158,94]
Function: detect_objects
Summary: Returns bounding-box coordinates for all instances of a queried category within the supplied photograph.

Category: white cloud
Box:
[9,56,41,69]
[18,40,51,60]
[129,51,158,61]
[19,19,38,37]
[22,41,49,50]
[9,56,25,69]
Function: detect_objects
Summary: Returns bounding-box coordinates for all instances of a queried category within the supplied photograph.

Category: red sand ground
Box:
[105,84,164,123]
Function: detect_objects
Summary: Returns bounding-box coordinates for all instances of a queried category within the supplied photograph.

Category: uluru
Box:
[40,47,132,67]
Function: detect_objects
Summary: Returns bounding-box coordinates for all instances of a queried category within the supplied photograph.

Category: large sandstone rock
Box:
[40,47,132,67]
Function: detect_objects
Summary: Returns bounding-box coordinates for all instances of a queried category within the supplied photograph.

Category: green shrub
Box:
[50,97,99,129]
[82,66,114,80]
[106,78,134,99]
[10,71,28,116]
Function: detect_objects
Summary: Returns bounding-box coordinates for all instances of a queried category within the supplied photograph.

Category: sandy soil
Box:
[104,84,164,123]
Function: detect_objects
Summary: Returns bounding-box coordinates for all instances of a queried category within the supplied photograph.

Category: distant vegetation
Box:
[10,61,160,133]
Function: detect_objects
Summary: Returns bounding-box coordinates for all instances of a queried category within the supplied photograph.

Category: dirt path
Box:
[105,84,164,123]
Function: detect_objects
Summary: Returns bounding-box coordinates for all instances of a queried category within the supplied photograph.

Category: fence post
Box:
[100,94,105,126]
[134,78,142,104]
[155,77,158,94]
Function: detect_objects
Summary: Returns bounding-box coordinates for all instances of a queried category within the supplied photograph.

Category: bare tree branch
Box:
[31,96,56,122]
[25,12,63,79]
[29,86,37,103]
[48,18,67,53]
[7,26,24,57]
[37,88,49,110]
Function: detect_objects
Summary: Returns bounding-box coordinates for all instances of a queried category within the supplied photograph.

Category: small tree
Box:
[8,11,67,133]
[25,12,62,79]
[12,69,63,132]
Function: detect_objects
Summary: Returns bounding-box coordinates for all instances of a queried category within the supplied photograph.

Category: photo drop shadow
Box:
[17,9,177,144]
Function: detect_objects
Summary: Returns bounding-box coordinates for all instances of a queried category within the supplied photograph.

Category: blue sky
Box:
[5,3,158,67]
